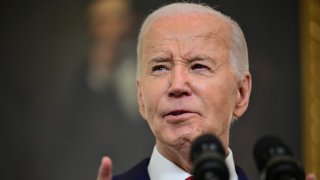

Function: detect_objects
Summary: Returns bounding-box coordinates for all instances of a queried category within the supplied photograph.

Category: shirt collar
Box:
[147,146,238,180]
[225,147,238,180]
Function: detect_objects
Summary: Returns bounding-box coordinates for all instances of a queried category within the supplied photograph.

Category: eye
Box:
[152,65,168,72]
[191,63,209,70]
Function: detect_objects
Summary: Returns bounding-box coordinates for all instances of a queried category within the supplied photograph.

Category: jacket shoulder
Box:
[236,165,250,180]
[113,158,150,180]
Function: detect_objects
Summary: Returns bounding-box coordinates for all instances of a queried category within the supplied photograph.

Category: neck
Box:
[156,140,192,173]
[155,133,230,173]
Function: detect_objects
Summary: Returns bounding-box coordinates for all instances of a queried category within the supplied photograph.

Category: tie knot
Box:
[185,176,193,180]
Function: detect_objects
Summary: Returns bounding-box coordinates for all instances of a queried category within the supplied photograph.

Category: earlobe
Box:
[136,80,147,120]
[233,72,252,118]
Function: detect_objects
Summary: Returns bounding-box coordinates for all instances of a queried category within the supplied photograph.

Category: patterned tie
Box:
[185,176,193,180]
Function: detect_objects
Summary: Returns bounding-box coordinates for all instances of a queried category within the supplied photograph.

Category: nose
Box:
[168,67,192,98]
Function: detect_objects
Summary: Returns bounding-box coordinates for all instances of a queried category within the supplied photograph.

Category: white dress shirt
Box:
[148,146,238,180]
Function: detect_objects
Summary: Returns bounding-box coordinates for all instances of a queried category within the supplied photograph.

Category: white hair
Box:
[136,2,249,79]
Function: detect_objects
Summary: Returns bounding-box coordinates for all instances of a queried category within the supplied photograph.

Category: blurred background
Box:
[1,0,318,179]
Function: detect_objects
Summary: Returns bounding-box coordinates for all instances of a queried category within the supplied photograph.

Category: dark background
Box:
[1,0,301,179]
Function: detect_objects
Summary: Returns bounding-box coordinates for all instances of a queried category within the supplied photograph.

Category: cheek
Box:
[196,78,238,121]
[140,83,168,138]
[141,81,166,119]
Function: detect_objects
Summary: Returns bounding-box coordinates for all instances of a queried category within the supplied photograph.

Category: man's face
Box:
[137,13,250,151]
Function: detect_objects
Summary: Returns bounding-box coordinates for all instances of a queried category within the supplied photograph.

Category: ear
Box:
[233,72,252,118]
[136,80,147,121]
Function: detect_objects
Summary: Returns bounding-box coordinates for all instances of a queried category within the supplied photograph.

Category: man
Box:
[96,2,316,180]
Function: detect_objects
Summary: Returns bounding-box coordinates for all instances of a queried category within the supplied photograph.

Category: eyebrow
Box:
[186,54,216,64]
[189,55,208,61]
[148,56,171,65]
[148,54,217,66]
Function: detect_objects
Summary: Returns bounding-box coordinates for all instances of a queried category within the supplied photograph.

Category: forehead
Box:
[143,13,231,46]
[140,13,231,64]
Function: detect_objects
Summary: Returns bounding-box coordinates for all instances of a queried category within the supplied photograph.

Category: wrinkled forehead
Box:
[143,13,231,46]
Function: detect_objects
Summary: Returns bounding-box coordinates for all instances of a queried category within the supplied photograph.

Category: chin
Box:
[157,124,205,147]
[168,131,199,148]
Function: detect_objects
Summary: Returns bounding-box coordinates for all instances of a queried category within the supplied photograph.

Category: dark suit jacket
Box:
[113,158,249,180]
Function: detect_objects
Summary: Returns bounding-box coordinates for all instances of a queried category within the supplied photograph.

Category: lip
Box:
[163,110,198,123]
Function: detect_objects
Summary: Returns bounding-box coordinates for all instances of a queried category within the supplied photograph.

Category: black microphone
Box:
[253,135,305,180]
[190,133,229,180]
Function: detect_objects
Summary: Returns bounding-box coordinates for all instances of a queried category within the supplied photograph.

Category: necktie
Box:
[185,176,193,180]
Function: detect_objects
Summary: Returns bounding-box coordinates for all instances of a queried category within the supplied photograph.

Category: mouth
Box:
[165,110,192,116]
[163,109,198,122]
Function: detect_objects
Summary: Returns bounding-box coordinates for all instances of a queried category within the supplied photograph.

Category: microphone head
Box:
[253,135,305,180]
[253,135,292,171]
[191,133,226,162]
[190,133,229,180]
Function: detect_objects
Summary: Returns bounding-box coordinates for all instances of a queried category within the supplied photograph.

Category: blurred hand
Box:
[307,173,317,180]
[97,156,113,180]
